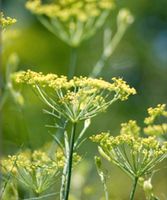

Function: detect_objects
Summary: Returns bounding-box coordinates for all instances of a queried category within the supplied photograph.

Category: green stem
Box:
[90,24,127,77]
[24,192,59,200]
[68,47,77,79]
[103,181,109,200]
[130,177,138,200]
[60,156,68,200]
[64,123,77,200]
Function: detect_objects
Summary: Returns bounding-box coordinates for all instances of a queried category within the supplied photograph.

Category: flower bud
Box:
[95,156,102,169]
[143,178,153,193]
[117,8,134,26]
[84,119,91,129]
[98,146,111,161]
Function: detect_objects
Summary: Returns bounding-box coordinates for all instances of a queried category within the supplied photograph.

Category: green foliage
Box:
[1,1,167,199]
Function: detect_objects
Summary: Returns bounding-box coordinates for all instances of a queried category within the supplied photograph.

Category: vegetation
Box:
[1,1,167,200]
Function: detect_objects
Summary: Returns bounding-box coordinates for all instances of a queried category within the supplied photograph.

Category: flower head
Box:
[0,12,17,29]
[144,124,167,136]
[120,120,140,137]
[91,106,167,178]
[1,146,81,195]
[111,78,136,101]
[0,12,18,51]
[12,70,136,123]
[91,131,167,178]
[1,148,65,194]
[144,104,167,137]
[144,104,167,125]
[26,0,115,46]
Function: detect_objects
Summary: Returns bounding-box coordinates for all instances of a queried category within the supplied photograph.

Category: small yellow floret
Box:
[0,12,17,28]
[120,120,140,137]
[144,104,167,125]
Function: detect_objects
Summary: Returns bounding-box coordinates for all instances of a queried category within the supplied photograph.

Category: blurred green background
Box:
[1,0,167,199]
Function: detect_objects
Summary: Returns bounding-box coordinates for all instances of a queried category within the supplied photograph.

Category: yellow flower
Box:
[1,148,63,195]
[12,70,136,123]
[144,104,167,137]
[0,12,17,29]
[144,104,167,125]
[111,78,136,101]
[91,131,167,177]
[120,120,140,137]
[91,106,167,178]
[144,123,167,136]
[26,0,115,46]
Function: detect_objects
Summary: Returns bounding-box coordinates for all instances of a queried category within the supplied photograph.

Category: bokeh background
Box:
[1,0,167,199]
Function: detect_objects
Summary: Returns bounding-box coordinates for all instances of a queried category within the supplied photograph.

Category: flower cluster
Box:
[0,12,18,51]
[26,0,115,46]
[120,120,140,137]
[1,149,63,194]
[91,119,167,178]
[111,78,136,100]
[91,132,167,178]
[0,12,17,29]
[144,104,167,125]
[12,70,136,123]
[138,177,159,200]
[144,104,167,136]
[144,123,167,136]
[26,0,114,20]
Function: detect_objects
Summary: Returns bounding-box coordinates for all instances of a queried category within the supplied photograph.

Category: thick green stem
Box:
[68,47,77,79]
[64,123,77,200]
[130,177,138,200]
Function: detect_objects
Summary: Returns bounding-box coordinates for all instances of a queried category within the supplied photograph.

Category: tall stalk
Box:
[129,177,138,200]
[68,47,77,79]
[64,123,77,200]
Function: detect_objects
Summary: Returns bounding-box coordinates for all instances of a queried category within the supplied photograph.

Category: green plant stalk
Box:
[97,170,109,200]
[68,47,77,79]
[24,192,59,200]
[60,130,70,200]
[90,24,128,77]
[95,156,109,200]
[130,177,138,200]
[60,157,68,200]
[64,123,77,200]
[103,179,109,200]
